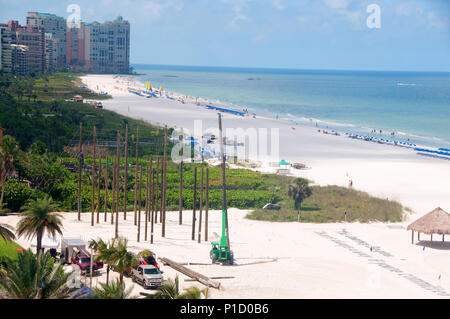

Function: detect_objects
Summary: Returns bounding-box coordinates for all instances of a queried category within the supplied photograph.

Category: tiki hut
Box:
[407,207,450,247]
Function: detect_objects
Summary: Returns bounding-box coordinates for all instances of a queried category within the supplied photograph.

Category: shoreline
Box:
[80,74,450,217]
[122,72,448,151]
[130,70,450,150]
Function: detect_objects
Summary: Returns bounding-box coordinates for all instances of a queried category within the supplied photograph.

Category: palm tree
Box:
[0,223,15,242]
[288,178,312,222]
[109,237,138,284]
[0,249,72,299]
[16,196,63,255]
[90,279,135,299]
[0,135,20,206]
[89,238,115,285]
[184,286,210,299]
[146,275,208,299]
[0,202,15,242]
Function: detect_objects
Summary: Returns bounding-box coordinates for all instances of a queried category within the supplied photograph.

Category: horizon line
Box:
[130,63,450,74]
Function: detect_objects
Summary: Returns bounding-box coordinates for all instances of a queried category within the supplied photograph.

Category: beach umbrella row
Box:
[345,133,417,148]
[415,148,450,157]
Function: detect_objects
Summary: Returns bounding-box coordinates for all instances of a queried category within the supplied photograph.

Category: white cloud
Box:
[323,0,350,10]
[395,1,423,17]
[427,11,448,31]
[221,0,252,30]
[272,1,285,11]
[321,0,363,29]
[252,34,268,43]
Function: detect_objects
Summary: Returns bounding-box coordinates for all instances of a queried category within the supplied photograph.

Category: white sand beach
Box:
[81,74,450,215]
[2,73,448,299]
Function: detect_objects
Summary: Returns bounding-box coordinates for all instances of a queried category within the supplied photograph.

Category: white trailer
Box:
[61,238,87,264]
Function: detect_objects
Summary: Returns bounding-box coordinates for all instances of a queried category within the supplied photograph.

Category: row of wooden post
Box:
[77,123,210,243]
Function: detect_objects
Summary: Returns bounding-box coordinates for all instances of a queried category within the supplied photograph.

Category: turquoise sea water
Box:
[133,64,450,148]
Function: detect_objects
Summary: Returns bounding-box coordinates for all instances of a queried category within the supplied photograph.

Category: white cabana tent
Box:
[31,235,60,249]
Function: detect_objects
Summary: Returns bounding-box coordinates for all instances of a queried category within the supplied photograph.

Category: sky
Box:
[1,0,449,71]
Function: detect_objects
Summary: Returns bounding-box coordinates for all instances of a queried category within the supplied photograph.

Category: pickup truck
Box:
[131,265,164,289]
[71,253,104,273]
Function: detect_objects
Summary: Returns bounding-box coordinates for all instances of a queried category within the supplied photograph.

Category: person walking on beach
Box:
[78,151,84,166]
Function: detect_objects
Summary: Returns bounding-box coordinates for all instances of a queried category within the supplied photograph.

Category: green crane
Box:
[210,114,234,265]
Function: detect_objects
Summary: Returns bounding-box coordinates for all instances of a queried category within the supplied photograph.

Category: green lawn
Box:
[0,238,23,261]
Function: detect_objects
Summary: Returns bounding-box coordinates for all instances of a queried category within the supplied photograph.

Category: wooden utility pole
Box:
[162,125,168,237]
[205,167,209,241]
[133,127,140,225]
[111,158,116,225]
[155,157,160,224]
[218,114,230,249]
[159,156,164,224]
[137,166,142,242]
[96,158,102,224]
[198,167,203,243]
[91,126,97,227]
[148,155,153,241]
[150,162,156,244]
[148,156,153,223]
[78,122,83,220]
[144,164,149,241]
[192,167,197,241]
[123,124,128,220]
[104,156,109,222]
[179,130,183,225]
[115,131,120,238]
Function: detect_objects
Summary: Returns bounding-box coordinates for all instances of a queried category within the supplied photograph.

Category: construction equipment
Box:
[210,114,234,265]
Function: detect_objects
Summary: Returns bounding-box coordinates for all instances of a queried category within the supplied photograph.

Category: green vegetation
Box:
[0,71,170,213]
[0,72,170,154]
[90,279,136,299]
[0,249,72,299]
[16,196,63,255]
[248,184,405,223]
[145,275,209,299]
[0,238,22,260]
[288,178,312,221]
[33,72,110,101]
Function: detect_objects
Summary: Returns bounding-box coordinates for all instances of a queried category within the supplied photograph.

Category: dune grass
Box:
[247,185,405,223]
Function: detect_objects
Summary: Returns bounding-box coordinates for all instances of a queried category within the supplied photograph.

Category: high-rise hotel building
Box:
[67,16,130,73]
[1,20,45,73]
[0,26,13,73]
[26,12,67,69]
[1,13,130,74]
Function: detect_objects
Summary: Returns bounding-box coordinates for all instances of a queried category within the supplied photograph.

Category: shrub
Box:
[3,180,44,212]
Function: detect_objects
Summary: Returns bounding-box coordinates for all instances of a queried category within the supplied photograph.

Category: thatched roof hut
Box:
[407,207,450,235]
[407,207,450,246]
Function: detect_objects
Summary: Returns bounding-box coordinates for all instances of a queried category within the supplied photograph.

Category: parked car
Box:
[72,253,104,273]
[131,265,164,289]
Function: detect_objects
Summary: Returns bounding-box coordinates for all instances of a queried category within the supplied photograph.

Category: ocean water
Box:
[133,64,450,148]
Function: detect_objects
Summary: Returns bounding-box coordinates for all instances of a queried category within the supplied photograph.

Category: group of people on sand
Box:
[370,129,398,136]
